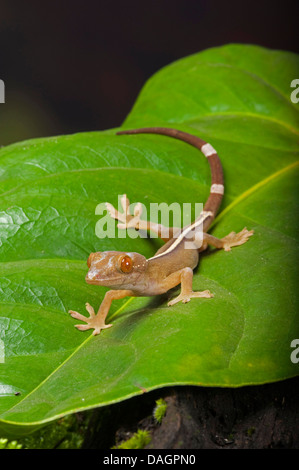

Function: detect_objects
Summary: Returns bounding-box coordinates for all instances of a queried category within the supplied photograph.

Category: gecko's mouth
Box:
[85,267,99,282]
[85,272,122,286]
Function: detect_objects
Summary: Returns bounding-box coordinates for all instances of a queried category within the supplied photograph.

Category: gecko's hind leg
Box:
[162,267,213,307]
[202,227,254,252]
[220,227,254,251]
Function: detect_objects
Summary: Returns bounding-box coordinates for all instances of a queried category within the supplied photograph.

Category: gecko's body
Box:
[69,128,253,335]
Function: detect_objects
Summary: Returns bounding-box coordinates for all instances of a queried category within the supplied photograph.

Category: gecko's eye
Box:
[119,255,133,273]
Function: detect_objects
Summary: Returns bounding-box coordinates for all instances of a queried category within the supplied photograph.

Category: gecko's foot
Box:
[221,227,254,252]
[168,290,213,306]
[106,194,143,230]
[69,303,112,336]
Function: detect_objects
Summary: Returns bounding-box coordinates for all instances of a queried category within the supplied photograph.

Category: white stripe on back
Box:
[148,211,213,261]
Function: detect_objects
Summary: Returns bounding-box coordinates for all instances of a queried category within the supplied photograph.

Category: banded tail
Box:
[116,127,224,232]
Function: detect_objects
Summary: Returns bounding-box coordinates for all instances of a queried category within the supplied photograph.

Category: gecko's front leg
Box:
[69,289,134,335]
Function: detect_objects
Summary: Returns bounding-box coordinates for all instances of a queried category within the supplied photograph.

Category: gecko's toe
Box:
[69,310,88,322]
[222,227,254,251]
[70,306,113,335]
[168,290,213,306]
[92,324,112,336]
[75,324,91,331]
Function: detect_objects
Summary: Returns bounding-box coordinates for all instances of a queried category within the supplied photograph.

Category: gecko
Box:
[69,127,254,335]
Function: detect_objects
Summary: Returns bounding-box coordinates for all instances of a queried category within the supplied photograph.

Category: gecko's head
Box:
[85,251,147,288]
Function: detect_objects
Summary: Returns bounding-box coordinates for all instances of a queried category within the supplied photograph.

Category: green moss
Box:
[113,430,151,449]
[153,398,167,424]
[0,411,92,449]
[0,438,22,449]
[247,427,256,437]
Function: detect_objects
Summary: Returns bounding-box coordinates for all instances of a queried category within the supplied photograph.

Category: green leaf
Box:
[0,44,298,436]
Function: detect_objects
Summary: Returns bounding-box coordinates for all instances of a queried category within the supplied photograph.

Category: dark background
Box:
[0,0,298,146]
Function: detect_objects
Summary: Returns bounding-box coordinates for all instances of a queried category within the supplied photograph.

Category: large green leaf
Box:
[0,44,298,436]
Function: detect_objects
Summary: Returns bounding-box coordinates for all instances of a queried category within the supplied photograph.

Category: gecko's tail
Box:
[116,127,224,231]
